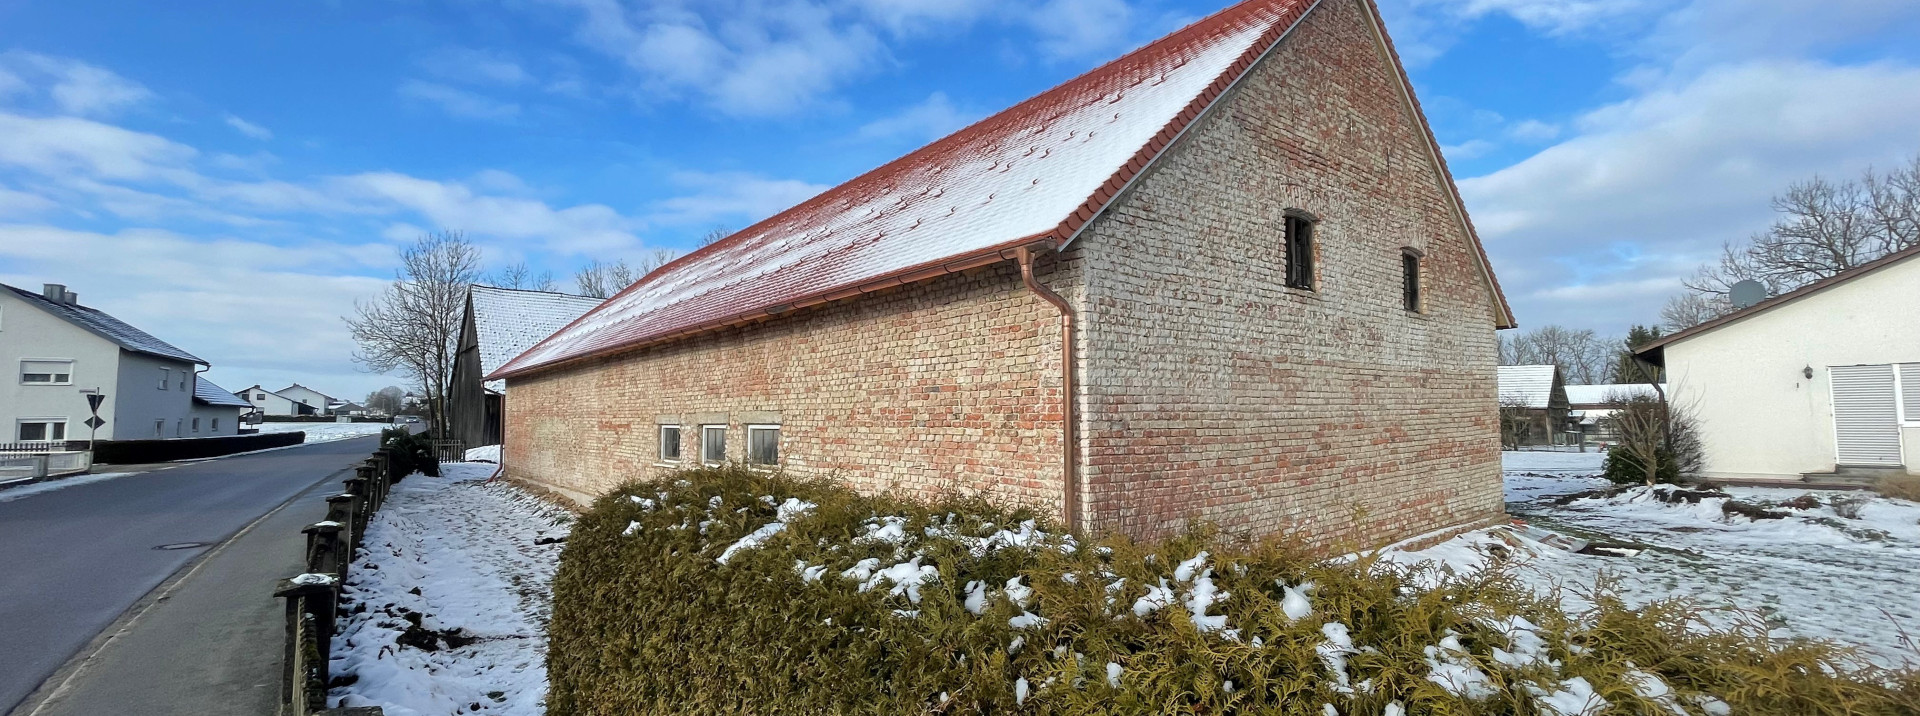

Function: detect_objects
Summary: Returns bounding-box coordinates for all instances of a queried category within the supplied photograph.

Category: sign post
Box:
[83,390,107,450]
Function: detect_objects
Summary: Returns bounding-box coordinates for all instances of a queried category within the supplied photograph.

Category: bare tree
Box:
[1500,325,1616,384]
[1659,292,1730,332]
[573,249,681,299]
[1680,155,1920,305]
[1499,395,1535,450]
[1601,391,1703,486]
[699,225,732,247]
[491,262,556,292]
[345,231,481,435]
[364,386,406,415]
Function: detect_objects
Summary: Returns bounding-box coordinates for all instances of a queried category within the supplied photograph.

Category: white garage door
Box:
[1830,364,1903,466]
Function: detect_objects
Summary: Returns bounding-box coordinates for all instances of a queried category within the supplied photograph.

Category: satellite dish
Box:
[1729,279,1766,309]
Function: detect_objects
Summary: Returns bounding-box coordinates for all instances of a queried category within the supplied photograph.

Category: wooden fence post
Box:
[275,574,339,715]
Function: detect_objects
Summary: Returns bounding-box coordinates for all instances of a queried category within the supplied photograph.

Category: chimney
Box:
[42,284,65,301]
[64,291,77,305]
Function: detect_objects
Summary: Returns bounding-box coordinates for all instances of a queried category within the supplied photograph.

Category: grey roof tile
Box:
[3,283,205,364]
[195,375,254,407]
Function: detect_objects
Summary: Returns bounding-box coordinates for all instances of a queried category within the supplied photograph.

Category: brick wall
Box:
[503,262,1071,510]
[1067,0,1503,547]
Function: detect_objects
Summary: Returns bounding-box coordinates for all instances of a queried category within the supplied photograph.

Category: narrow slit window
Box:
[1402,249,1423,312]
[702,425,727,464]
[659,425,682,462]
[748,425,780,466]
[1284,215,1315,290]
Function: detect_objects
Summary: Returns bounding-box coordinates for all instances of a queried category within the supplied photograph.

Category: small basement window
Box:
[747,425,780,466]
[1284,214,1316,290]
[1402,248,1424,313]
[18,420,67,442]
[20,360,73,385]
[702,425,727,464]
[659,425,682,462]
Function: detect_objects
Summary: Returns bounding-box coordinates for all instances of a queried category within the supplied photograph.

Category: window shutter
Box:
[1830,365,1903,465]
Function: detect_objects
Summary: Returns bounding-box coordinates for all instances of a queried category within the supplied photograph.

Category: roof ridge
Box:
[471,283,603,301]
[1636,242,1920,356]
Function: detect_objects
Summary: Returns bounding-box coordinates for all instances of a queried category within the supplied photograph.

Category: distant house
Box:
[330,401,368,416]
[1636,245,1920,482]
[1562,383,1662,444]
[237,385,314,417]
[276,384,337,416]
[448,285,604,448]
[1497,365,1571,446]
[487,0,1517,548]
[1,282,240,441]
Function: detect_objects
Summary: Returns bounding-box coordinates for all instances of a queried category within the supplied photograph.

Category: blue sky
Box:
[2,0,1918,399]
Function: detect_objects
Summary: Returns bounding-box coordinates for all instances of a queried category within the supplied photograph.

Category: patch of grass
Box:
[547,465,1920,715]
[1873,475,1920,503]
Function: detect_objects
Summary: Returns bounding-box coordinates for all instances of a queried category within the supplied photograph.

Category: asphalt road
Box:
[0,436,379,715]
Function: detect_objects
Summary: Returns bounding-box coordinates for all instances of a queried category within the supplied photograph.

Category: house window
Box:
[659,425,682,462]
[212,418,221,431]
[159,368,170,390]
[192,417,201,433]
[20,360,74,385]
[18,420,67,442]
[747,425,780,466]
[179,373,187,391]
[154,420,165,437]
[1284,214,1315,290]
[702,425,727,464]
[1402,248,1423,313]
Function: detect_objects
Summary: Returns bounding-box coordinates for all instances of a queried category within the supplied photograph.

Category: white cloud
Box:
[0,111,198,182]
[1441,139,1495,160]
[1506,119,1560,142]
[855,92,975,143]
[397,80,522,121]
[224,114,273,140]
[0,225,396,397]
[420,47,534,87]
[0,52,155,116]
[550,0,883,117]
[650,171,829,226]
[336,172,642,254]
[1027,0,1136,60]
[0,187,55,216]
[850,0,997,35]
[1462,60,1920,329]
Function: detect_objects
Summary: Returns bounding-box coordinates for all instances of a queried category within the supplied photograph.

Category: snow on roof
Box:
[1497,365,1559,409]
[1564,383,1661,406]
[194,376,254,408]
[2,283,206,365]
[470,285,605,391]
[493,0,1321,379]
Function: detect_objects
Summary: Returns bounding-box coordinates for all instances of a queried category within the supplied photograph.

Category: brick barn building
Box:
[491,0,1516,547]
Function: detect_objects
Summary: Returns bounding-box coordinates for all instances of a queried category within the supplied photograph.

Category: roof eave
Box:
[1634,244,1920,359]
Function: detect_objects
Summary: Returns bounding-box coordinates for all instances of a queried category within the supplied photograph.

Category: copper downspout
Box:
[1017,246,1080,531]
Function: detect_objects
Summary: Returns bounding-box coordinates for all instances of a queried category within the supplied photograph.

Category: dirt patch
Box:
[1721,500,1789,520]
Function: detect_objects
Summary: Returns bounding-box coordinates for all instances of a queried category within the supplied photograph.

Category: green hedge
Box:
[549,466,1919,715]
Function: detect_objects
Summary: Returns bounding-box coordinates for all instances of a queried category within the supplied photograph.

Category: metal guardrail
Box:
[273,447,398,716]
[0,450,93,483]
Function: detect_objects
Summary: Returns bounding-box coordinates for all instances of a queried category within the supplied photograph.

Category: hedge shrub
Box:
[548,466,1919,715]
[379,428,439,480]
[89,431,304,463]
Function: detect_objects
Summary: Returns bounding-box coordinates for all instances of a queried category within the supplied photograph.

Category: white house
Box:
[1,282,242,441]
[276,384,337,416]
[1636,245,1920,481]
[236,385,312,417]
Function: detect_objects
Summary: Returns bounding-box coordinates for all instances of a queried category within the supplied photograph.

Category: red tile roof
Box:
[494,0,1507,379]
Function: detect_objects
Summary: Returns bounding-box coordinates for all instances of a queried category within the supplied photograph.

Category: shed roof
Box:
[469,285,604,391]
[2,283,206,365]
[194,376,254,408]
[1497,365,1560,409]
[1563,383,1661,406]
[493,0,1514,380]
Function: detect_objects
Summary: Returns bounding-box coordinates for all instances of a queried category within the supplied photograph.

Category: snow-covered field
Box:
[329,463,572,715]
[252,421,391,443]
[1394,451,1920,667]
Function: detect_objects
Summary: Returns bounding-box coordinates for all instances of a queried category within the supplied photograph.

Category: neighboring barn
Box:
[448,285,604,449]
[1636,245,1920,483]
[1496,365,1570,447]
[490,0,1515,547]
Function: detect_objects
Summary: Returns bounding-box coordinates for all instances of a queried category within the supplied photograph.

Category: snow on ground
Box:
[329,462,572,715]
[252,421,392,443]
[0,472,137,502]
[464,444,501,463]
[1390,451,1920,667]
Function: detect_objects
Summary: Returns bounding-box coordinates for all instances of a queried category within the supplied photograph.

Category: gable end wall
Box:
[1070,0,1503,546]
